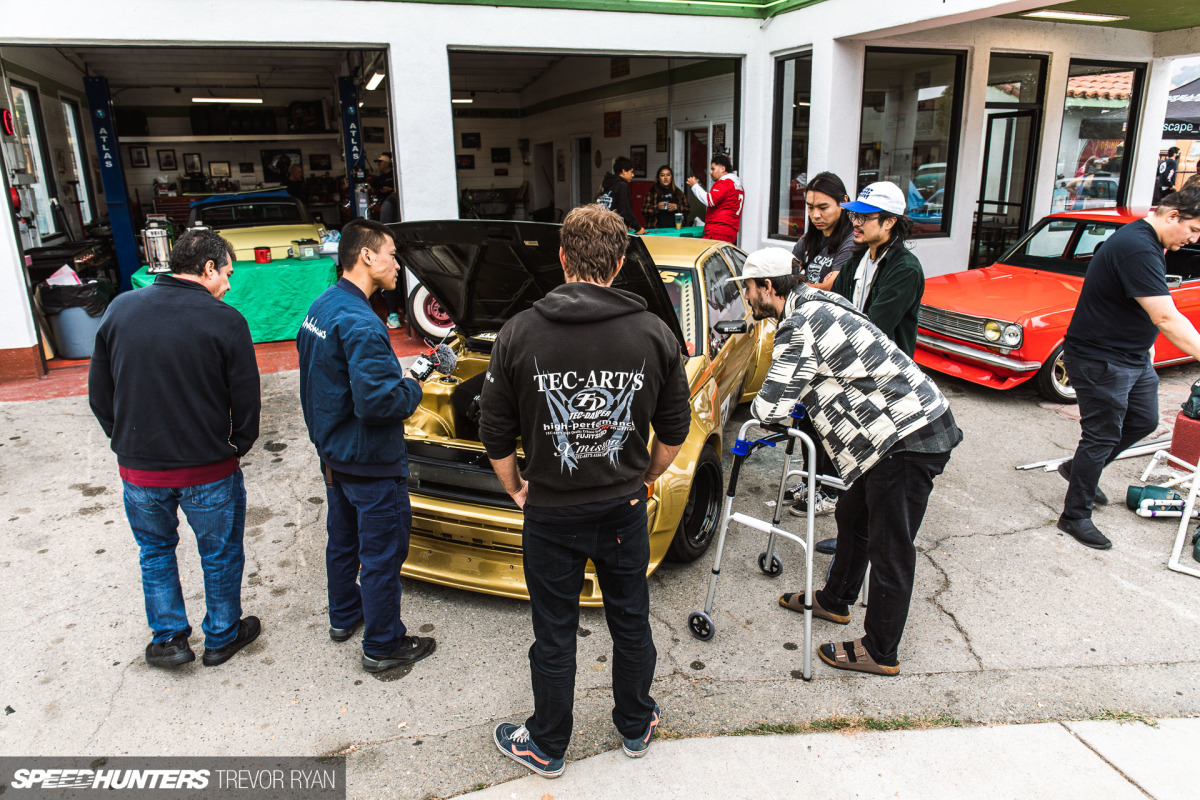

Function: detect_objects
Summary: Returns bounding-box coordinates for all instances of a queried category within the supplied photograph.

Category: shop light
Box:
[451,97,473,104]
[1019,10,1129,23]
[365,72,386,91]
[191,97,263,104]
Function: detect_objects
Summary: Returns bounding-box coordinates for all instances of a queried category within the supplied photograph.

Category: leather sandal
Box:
[818,638,900,676]
[778,592,850,624]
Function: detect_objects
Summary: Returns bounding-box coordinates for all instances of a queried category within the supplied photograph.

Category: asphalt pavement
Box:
[2,360,1199,800]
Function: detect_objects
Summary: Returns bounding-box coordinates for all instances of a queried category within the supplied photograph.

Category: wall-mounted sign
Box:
[1,109,14,137]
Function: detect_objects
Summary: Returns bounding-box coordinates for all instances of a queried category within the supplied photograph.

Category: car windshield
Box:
[658,267,702,357]
[1000,218,1123,276]
[196,201,307,229]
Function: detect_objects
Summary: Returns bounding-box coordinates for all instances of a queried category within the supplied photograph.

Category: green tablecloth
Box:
[642,225,705,238]
[131,256,337,343]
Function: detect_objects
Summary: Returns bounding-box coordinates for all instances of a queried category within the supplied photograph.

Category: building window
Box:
[769,52,812,239]
[857,47,966,237]
[1052,60,1145,211]
[10,83,58,236]
[61,99,95,225]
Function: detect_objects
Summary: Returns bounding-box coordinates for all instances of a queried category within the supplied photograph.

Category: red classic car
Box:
[915,208,1200,403]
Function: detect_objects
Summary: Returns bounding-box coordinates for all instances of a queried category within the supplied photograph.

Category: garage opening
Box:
[1,43,420,377]
[446,51,739,232]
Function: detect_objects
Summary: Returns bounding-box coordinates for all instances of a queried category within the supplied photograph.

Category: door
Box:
[531,142,554,216]
[971,110,1038,268]
[679,126,710,225]
[573,136,592,207]
[699,248,752,426]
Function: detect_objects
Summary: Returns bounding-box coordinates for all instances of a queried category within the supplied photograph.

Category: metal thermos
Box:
[143,222,172,273]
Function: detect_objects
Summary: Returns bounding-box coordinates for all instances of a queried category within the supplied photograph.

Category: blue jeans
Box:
[122,470,247,649]
[325,476,412,656]
[1062,353,1159,520]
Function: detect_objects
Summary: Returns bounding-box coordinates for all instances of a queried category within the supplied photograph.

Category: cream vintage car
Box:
[390,221,773,606]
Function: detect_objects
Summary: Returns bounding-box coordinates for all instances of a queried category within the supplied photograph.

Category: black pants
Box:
[1062,353,1158,521]
[818,448,950,665]
[522,497,657,759]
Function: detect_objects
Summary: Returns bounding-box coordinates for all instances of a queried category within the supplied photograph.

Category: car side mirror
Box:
[714,319,748,335]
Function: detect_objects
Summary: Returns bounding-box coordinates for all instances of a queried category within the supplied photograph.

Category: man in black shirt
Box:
[481,205,689,776]
[1059,187,1200,549]
[1154,147,1180,204]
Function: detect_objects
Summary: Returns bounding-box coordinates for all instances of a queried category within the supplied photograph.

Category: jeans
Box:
[1062,354,1158,521]
[818,449,950,665]
[122,470,247,650]
[522,498,657,759]
[325,476,412,656]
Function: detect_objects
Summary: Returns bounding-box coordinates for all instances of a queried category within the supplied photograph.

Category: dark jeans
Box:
[122,470,247,649]
[818,449,951,665]
[1062,353,1158,520]
[325,476,412,656]
[522,498,657,759]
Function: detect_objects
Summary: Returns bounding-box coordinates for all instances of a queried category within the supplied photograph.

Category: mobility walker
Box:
[687,403,826,680]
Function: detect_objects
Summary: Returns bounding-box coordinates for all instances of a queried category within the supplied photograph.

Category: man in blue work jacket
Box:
[297,218,435,674]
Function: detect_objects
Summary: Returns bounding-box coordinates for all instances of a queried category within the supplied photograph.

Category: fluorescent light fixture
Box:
[451,97,473,104]
[358,101,364,107]
[794,101,811,107]
[1020,9,1129,23]
[365,72,385,91]
[191,97,263,104]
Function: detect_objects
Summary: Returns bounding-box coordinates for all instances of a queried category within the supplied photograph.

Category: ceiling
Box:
[1000,1,1200,33]
[448,52,563,94]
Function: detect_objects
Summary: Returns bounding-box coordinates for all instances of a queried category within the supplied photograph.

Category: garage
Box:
[0,43,400,368]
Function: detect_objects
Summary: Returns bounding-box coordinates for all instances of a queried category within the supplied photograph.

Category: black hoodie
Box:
[599,172,640,231]
[479,281,691,507]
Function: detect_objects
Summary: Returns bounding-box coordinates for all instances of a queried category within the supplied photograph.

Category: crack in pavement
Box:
[920,548,984,669]
[84,660,135,749]
[1059,722,1156,799]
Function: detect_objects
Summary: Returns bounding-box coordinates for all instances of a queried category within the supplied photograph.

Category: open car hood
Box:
[389,220,687,349]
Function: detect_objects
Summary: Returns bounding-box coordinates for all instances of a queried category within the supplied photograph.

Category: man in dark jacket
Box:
[482,205,690,777]
[89,229,261,669]
[297,218,435,674]
[830,181,924,356]
[597,156,646,234]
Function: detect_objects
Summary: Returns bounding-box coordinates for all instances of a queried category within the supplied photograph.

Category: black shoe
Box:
[362,635,436,673]
[1056,517,1112,550]
[1057,461,1108,506]
[329,618,363,643]
[815,537,838,556]
[145,634,195,669]
[202,616,261,667]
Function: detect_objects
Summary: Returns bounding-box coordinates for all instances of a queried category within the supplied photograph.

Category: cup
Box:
[674,213,683,230]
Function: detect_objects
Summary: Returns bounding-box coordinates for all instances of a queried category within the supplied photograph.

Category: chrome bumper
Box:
[917,333,1041,373]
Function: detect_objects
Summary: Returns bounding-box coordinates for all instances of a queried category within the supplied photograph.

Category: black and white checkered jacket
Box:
[751,287,950,484]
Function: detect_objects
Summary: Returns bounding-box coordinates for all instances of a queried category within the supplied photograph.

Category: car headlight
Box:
[1001,324,1023,348]
[984,321,1002,342]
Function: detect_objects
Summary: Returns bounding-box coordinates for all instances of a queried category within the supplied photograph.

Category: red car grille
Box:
[918,306,991,347]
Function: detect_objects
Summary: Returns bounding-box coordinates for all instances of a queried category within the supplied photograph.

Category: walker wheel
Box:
[758,552,784,577]
[687,611,715,641]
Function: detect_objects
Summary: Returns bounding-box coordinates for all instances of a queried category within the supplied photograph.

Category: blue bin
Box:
[48,306,104,359]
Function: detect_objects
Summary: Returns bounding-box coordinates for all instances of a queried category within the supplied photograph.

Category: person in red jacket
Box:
[687,153,744,244]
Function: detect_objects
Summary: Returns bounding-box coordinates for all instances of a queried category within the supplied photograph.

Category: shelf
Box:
[119,133,340,144]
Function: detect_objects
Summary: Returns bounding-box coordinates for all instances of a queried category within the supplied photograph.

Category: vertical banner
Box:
[337,77,364,219]
[83,77,139,291]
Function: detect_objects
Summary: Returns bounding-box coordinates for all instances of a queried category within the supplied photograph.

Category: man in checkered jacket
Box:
[733,247,962,676]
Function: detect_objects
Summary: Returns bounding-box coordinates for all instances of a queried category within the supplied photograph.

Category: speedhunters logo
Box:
[1,757,344,798]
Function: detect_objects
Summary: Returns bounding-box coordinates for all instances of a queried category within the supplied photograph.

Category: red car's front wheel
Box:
[1035,345,1076,404]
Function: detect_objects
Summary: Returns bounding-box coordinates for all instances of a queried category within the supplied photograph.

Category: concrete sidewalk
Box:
[464,716,1196,799]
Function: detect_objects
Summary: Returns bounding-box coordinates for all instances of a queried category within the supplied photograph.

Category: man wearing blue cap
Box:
[831,181,924,356]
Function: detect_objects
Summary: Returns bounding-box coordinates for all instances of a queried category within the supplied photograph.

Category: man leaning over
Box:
[481,205,691,777]
[297,218,435,673]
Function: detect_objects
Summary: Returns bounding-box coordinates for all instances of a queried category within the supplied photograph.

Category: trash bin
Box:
[37,280,114,360]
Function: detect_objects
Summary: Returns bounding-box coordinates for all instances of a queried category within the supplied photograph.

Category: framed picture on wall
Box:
[456,154,475,170]
[363,126,385,143]
[603,111,621,138]
[157,149,177,170]
[238,162,255,174]
[655,118,668,152]
[630,145,647,178]
[309,153,333,171]
[494,167,508,176]
[461,132,481,149]
[129,146,149,168]
[491,147,511,163]
[556,148,565,182]
[209,161,231,178]
[183,153,202,174]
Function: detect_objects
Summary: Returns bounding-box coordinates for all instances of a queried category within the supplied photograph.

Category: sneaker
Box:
[386,313,401,329]
[361,635,436,673]
[329,618,363,643]
[622,704,660,758]
[1056,516,1112,550]
[494,723,564,778]
[789,490,837,517]
[202,616,261,667]
[145,634,195,669]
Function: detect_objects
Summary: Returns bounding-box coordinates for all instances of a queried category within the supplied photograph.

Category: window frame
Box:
[60,97,96,225]
[767,49,813,243]
[857,46,968,239]
[10,80,60,236]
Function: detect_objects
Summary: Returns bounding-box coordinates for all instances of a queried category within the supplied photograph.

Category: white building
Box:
[1,0,1197,381]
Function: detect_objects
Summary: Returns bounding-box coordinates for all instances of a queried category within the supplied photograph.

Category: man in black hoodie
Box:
[481,205,690,777]
[597,156,646,234]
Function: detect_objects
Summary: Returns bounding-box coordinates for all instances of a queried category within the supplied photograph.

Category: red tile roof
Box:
[1067,72,1133,100]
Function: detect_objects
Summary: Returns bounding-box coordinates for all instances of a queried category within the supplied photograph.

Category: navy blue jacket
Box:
[296,279,422,477]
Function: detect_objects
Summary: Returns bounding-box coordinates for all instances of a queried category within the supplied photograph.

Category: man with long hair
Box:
[792,171,855,292]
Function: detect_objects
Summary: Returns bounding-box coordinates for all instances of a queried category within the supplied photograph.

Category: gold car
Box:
[187,191,326,262]
[391,221,773,606]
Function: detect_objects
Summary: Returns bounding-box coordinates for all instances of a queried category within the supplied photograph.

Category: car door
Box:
[1159,243,1200,364]
[698,248,753,426]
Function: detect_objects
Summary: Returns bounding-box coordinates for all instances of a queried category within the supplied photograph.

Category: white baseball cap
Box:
[724,247,798,283]
[841,181,907,216]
